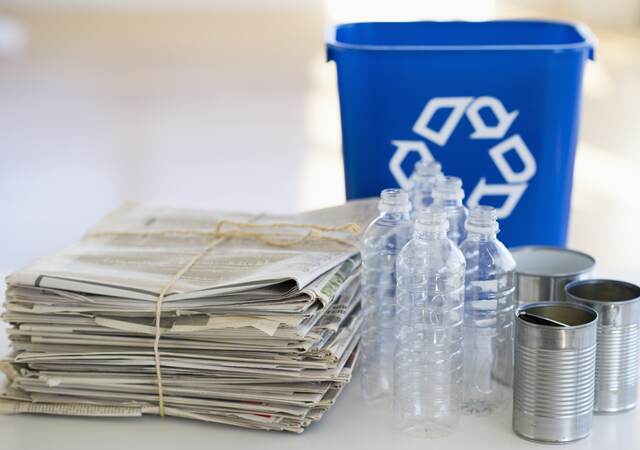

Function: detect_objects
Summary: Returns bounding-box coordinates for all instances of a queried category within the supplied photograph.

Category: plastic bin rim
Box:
[326,19,595,58]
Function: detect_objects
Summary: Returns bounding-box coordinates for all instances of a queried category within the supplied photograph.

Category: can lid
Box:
[510,246,595,278]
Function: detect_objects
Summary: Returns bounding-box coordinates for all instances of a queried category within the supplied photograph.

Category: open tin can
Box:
[566,279,640,413]
[513,302,597,443]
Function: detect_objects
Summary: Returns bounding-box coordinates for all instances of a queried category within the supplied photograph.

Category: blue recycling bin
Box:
[327,20,595,247]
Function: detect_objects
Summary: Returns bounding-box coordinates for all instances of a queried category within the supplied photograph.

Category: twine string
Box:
[88,221,361,248]
[87,219,360,416]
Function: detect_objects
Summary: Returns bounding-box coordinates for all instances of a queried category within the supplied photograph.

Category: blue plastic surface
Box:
[327,20,595,247]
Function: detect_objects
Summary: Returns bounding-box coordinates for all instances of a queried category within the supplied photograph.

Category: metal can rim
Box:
[565,278,640,305]
[516,301,598,329]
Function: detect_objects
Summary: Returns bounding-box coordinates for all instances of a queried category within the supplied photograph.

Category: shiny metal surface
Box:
[566,279,640,413]
[513,302,597,444]
[511,246,595,304]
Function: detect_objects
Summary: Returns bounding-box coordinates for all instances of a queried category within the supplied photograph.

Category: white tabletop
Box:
[1,370,639,450]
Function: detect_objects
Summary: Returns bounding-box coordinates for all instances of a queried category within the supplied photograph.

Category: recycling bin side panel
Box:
[331,49,589,247]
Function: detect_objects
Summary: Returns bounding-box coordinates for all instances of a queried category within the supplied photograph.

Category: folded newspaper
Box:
[0,199,377,433]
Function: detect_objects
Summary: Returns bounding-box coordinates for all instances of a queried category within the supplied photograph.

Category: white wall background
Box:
[0,1,639,283]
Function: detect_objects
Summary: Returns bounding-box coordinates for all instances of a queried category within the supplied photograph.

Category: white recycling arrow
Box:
[466,96,518,140]
[489,134,537,183]
[412,97,473,146]
[467,178,528,219]
[389,140,434,190]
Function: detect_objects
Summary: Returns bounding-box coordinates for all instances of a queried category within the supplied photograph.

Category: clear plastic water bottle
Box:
[460,206,516,415]
[409,159,443,216]
[432,176,468,246]
[394,207,465,437]
[359,189,412,402]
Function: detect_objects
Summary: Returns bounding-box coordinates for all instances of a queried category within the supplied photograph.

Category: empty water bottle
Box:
[359,189,412,402]
[460,206,516,415]
[432,176,468,245]
[409,159,443,215]
[394,207,465,437]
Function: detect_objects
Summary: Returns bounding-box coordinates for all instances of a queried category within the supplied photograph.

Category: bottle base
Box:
[396,420,458,438]
[462,400,503,416]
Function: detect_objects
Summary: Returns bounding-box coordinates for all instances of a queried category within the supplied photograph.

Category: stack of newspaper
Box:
[0,199,376,433]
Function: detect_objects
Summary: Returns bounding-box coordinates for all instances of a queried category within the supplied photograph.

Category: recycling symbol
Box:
[390,96,537,219]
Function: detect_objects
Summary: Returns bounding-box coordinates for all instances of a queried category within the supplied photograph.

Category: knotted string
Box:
[214,220,361,248]
[86,219,360,416]
[88,220,361,248]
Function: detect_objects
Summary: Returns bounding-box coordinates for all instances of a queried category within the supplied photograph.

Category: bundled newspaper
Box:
[0,199,377,433]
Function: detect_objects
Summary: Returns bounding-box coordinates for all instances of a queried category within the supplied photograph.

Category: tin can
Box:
[513,302,597,443]
[511,246,595,304]
[565,279,640,413]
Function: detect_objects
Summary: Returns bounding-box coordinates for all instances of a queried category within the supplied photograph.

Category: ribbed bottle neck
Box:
[414,230,448,241]
[434,198,463,207]
[464,232,497,241]
[433,176,464,207]
[414,173,441,186]
[465,205,499,237]
[413,160,442,181]
[378,188,411,215]
[380,211,411,222]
